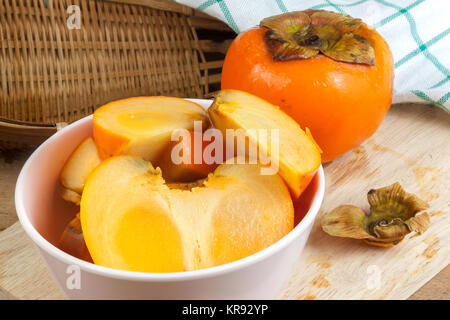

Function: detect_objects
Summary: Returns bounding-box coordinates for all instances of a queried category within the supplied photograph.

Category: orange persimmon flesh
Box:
[93,97,208,162]
[208,89,321,198]
[60,137,101,203]
[81,155,293,272]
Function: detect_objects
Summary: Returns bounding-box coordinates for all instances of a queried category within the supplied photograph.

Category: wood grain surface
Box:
[0,103,448,300]
[0,149,32,231]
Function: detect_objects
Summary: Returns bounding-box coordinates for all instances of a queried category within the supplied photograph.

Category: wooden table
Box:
[0,103,448,300]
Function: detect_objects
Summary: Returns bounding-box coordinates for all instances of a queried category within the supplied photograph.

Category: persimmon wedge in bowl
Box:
[209,89,322,198]
[59,137,101,205]
[93,97,208,161]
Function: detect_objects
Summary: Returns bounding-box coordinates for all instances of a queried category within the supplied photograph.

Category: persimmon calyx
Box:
[260,10,375,65]
[321,182,430,247]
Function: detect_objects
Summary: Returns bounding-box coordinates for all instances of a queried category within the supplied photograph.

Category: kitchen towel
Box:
[176,0,450,112]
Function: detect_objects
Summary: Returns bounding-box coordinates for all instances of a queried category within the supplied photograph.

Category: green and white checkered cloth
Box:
[176,0,450,112]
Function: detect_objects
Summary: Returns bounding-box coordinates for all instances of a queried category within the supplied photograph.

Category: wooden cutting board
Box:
[0,103,448,300]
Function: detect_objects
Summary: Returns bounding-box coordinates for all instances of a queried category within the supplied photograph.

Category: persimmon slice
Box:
[60,137,101,194]
[208,89,321,198]
[93,97,209,162]
[60,137,101,205]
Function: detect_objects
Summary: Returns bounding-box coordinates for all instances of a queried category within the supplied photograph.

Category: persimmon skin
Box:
[221,26,394,162]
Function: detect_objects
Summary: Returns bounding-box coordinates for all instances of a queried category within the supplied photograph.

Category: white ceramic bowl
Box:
[15,99,325,300]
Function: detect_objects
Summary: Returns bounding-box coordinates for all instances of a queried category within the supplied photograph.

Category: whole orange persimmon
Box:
[221,10,394,162]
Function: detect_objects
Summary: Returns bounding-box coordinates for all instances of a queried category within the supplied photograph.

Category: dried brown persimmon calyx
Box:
[321,182,430,247]
[260,10,375,65]
[321,205,371,239]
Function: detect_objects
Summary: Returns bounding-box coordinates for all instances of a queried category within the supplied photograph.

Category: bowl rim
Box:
[15,99,325,282]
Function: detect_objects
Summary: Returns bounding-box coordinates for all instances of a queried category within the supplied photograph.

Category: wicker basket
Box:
[0,0,235,149]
